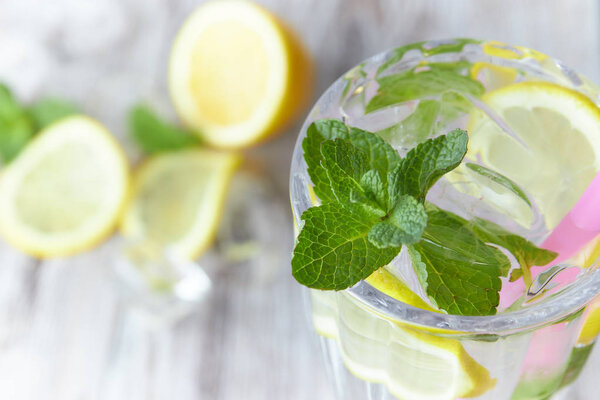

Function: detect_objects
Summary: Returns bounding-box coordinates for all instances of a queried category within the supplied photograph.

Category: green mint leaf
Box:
[367,64,484,114]
[368,195,427,248]
[376,100,440,147]
[469,217,557,285]
[292,203,399,290]
[389,129,468,203]
[320,139,379,218]
[303,120,352,203]
[437,90,473,127]
[303,119,401,207]
[28,98,79,129]
[466,163,532,207]
[410,206,508,316]
[129,104,200,154]
[406,244,430,300]
[360,169,386,209]
[377,39,480,76]
[0,83,35,163]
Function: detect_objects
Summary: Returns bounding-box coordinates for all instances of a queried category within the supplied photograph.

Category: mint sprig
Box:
[292,120,467,296]
[293,118,557,316]
[129,104,200,154]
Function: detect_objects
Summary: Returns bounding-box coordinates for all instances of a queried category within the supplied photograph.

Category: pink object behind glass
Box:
[499,172,600,309]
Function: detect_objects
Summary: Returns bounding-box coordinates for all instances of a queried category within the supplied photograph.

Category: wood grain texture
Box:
[0,0,598,399]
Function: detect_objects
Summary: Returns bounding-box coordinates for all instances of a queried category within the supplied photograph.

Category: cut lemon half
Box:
[120,149,240,260]
[0,116,129,258]
[169,0,313,148]
[454,82,600,229]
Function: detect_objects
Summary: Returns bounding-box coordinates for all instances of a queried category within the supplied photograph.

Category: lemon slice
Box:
[169,0,313,148]
[456,82,600,229]
[578,298,600,345]
[311,270,496,399]
[121,149,240,260]
[0,116,129,258]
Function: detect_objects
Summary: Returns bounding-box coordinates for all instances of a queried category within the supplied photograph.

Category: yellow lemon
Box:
[169,0,313,148]
[0,116,129,257]
[121,149,240,260]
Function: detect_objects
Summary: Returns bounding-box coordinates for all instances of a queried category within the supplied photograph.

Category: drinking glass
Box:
[289,39,600,400]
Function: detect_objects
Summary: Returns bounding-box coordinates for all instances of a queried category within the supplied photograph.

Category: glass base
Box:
[317,334,593,400]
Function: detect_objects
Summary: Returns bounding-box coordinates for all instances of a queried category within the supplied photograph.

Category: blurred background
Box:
[0,0,599,399]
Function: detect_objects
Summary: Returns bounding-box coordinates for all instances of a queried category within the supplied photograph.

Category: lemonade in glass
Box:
[290,39,600,400]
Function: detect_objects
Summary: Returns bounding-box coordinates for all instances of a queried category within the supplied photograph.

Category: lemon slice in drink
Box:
[457,82,600,229]
[121,149,240,260]
[0,116,129,258]
[311,269,496,399]
[169,0,313,148]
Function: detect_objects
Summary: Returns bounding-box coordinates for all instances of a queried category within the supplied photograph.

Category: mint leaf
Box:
[303,120,353,203]
[129,105,199,154]
[410,206,508,315]
[377,39,480,76]
[466,163,532,207]
[376,100,440,147]
[360,170,386,209]
[368,195,427,248]
[28,98,79,129]
[389,129,467,203]
[469,217,557,285]
[292,203,399,290]
[320,139,378,218]
[303,119,400,207]
[367,65,484,114]
[437,90,473,127]
[0,84,35,163]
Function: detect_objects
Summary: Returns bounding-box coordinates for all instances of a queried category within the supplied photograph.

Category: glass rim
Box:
[290,38,600,335]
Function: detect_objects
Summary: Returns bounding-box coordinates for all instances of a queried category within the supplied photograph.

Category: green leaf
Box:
[376,100,440,146]
[0,83,35,163]
[28,98,79,129]
[406,244,430,298]
[129,104,199,154]
[466,163,532,207]
[292,203,400,290]
[368,195,427,248]
[437,90,473,127]
[320,139,370,212]
[389,129,468,203]
[360,169,386,209]
[303,120,352,203]
[303,119,401,207]
[367,66,484,113]
[468,217,557,285]
[377,39,481,76]
[410,206,508,316]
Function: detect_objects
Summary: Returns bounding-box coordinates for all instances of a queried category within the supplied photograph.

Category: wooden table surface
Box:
[0,1,599,399]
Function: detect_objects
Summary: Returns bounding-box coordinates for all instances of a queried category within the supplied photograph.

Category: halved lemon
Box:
[168,0,313,148]
[454,82,600,229]
[0,116,129,258]
[120,149,240,260]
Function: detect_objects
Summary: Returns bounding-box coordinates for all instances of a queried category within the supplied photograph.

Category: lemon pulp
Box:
[0,116,129,257]
[121,149,240,260]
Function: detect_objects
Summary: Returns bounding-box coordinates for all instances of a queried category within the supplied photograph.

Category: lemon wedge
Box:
[168,0,313,148]
[310,269,496,399]
[120,149,240,260]
[0,116,129,258]
[453,82,600,229]
[578,299,600,345]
